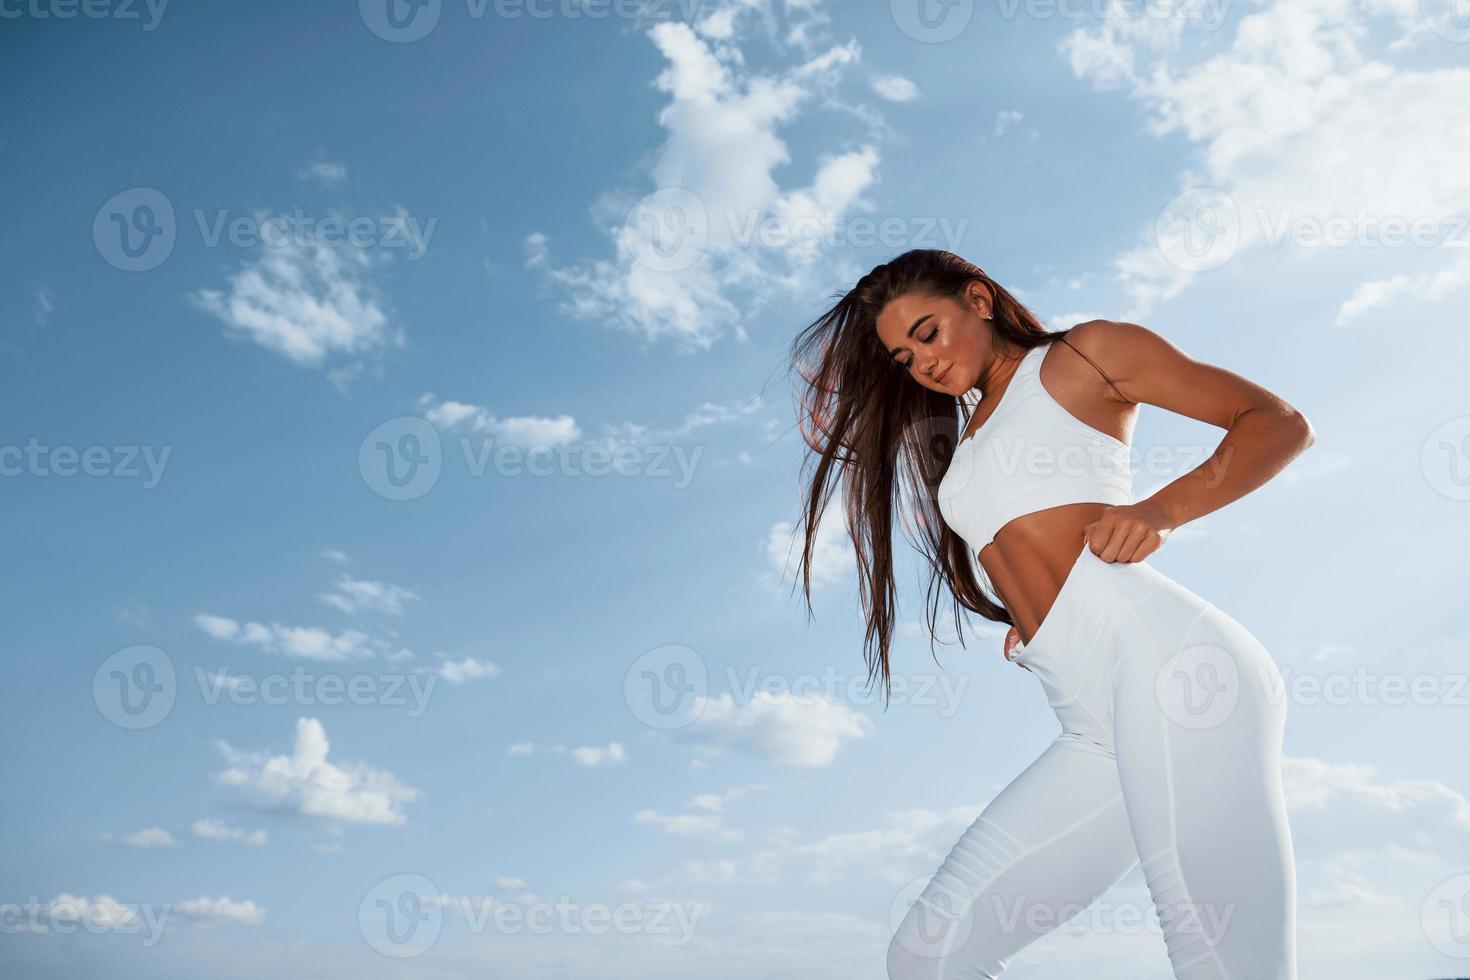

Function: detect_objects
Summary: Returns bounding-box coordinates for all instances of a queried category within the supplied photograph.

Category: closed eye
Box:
[900,326,939,370]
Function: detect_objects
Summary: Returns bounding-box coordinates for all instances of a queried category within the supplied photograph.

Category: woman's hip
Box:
[1010,548,1285,739]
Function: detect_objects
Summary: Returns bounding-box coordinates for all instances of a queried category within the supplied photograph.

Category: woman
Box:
[789,250,1311,979]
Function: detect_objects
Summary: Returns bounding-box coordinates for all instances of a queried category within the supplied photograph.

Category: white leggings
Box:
[888,544,1297,979]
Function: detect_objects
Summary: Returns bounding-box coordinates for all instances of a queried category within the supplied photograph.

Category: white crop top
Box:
[937,341,1134,556]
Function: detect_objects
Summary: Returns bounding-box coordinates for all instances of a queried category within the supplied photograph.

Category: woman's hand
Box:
[1082,501,1174,563]
[1003,626,1031,671]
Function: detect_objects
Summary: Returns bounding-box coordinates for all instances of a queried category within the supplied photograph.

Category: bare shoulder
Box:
[1064,318,1174,362]
[1064,318,1196,385]
[1061,319,1311,431]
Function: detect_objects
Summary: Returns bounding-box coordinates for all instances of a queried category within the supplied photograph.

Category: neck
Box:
[978,337,1024,394]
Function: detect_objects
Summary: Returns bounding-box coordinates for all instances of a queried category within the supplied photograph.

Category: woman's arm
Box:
[1067,319,1317,563]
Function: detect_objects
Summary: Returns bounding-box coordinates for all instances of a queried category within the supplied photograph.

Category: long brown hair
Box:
[788,248,1066,707]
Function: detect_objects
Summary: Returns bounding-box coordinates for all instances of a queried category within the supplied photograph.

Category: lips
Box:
[933,364,951,385]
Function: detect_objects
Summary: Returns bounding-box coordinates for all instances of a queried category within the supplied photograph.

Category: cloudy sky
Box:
[2,1,1469,977]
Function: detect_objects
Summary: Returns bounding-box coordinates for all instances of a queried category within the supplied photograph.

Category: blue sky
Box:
[3,1,1469,977]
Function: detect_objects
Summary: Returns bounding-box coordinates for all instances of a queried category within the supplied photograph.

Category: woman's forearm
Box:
[1143,406,1316,531]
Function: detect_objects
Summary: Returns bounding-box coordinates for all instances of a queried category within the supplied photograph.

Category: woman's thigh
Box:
[887,732,1140,980]
[1111,599,1297,979]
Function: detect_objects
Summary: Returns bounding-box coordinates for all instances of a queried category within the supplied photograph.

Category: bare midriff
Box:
[976,501,1110,647]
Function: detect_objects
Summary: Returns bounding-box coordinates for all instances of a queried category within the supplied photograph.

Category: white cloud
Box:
[507,741,627,766]
[1276,450,1356,488]
[1047,310,1108,331]
[34,284,54,326]
[634,809,744,843]
[191,819,268,846]
[417,395,581,446]
[437,656,500,684]
[107,827,175,848]
[1061,0,1470,318]
[1334,252,1470,325]
[633,782,768,844]
[319,548,349,564]
[688,783,767,812]
[596,396,771,460]
[993,109,1024,136]
[15,894,261,936]
[174,896,267,927]
[1283,755,1470,862]
[627,801,990,893]
[871,74,919,102]
[419,391,764,462]
[570,742,627,767]
[193,613,375,661]
[785,803,984,883]
[189,232,404,383]
[298,160,347,184]
[672,691,872,766]
[1304,879,1398,910]
[213,717,419,827]
[614,878,656,893]
[23,894,141,932]
[526,17,876,350]
[318,576,419,616]
[764,509,851,591]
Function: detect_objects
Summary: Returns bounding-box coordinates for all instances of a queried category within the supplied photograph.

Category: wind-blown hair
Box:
[788,248,1064,706]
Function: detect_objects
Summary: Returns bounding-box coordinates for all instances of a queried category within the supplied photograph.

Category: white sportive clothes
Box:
[937,341,1134,556]
[890,340,1298,979]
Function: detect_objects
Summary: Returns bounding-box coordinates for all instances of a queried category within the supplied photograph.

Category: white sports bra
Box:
[937,341,1134,556]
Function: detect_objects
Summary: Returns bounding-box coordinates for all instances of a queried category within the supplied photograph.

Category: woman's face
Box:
[874,281,994,396]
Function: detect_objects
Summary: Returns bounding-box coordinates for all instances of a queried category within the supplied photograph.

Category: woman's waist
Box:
[979,507,1173,644]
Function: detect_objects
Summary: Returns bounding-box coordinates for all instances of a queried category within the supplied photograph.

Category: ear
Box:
[966,278,995,318]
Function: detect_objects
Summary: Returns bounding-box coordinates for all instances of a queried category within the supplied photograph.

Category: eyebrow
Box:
[888,313,932,359]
